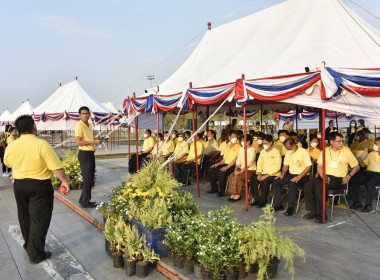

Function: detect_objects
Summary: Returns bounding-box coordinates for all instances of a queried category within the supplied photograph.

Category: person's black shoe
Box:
[350,201,362,210]
[250,200,259,207]
[303,211,316,220]
[361,204,373,213]
[284,208,295,216]
[230,196,241,202]
[30,251,52,264]
[206,190,218,194]
[217,193,224,197]
[257,202,266,208]
[82,203,96,208]
[314,214,328,223]
[274,205,284,212]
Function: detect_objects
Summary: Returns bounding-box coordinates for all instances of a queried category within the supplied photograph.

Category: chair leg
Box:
[296,190,302,214]
[342,195,351,217]
[376,188,380,211]
[330,196,335,222]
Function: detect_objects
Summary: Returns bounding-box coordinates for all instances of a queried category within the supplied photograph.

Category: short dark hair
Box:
[328,132,343,142]
[284,138,296,147]
[79,106,90,114]
[244,134,253,144]
[184,131,191,137]
[278,130,289,136]
[15,115,35,134]
[262,134,273,143]
[310,135,319,142]
[145,129,152,135]
[9,127,17,133]
[289,131,298,137]
[329,120,334,124]
[157,133,163,139]
[209,130,216,139]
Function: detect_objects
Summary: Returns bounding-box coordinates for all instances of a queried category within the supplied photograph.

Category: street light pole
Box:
[147,75,155,88]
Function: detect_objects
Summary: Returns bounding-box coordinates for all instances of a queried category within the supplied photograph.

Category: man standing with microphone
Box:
[75,106,101,208]
[4,115,70,263]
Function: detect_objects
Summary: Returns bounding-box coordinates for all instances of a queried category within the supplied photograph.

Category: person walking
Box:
[75,106,101,208]
[4,115,70,263]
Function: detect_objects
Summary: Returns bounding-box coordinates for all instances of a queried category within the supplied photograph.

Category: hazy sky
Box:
[1,0,379,113]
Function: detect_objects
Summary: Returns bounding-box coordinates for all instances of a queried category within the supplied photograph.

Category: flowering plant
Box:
[140,236,160,264]
[61,149,82,184]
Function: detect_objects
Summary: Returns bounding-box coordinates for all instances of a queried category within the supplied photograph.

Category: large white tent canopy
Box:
[7,100,34,122]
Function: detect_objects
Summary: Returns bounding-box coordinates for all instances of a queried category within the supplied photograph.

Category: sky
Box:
[1,0,380,113]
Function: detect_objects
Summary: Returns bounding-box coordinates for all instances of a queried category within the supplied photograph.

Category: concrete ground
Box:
[1,153,380,279]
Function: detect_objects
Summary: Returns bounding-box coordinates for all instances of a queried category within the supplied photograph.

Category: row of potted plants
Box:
[164,205,306,280]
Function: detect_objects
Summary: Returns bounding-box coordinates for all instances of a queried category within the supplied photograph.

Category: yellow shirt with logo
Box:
[174,141,189,156]
[274,139,287,156]
[284,147,312,175]
[75,120,95,151]
[236,147,256,171]
[162,139,175,156]
[350,139,374,157]
[363,151,380,173]
[142,136,156,153]
[317,146,358,177]
[257,148,281,176]
[308,147,321,161]
[223,143,241,165]
[204,139,219,155]
[4,134,63,180]
[218,141,228,156]
[186,141,204,164]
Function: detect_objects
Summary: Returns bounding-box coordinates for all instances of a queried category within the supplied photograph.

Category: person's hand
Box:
[257,174,262,181]
[233,170,239,176]
[342,175,350,185]
[290,176,300,183]
[275,175,284,180]
[94,139,101,145]
[326,176,330,184]
[61,181,70,195]
[221,166,228,172]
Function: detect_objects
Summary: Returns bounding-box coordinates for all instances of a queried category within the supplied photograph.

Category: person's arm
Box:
[291,166,312,183]
[342,164,360,184]
[221,156,237,171]
[75,137,100,147]
[277,165,288,179]
[52,168,70,194]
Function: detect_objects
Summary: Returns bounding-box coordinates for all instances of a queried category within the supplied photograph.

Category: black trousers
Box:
[304,176,343,216]
[208,164,235,194]
[249,175,276,204]
[174,162,196,185]
[349,171,380,205]
[78,150,95,206]
[0,147,11,173]
[272,174,309,209]
[14,179,54,262]
[128,153,148,173]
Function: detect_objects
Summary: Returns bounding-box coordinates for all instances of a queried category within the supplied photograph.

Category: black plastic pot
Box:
[225,271,237,280]
[201,269,210,280]
[112,253,124,268]
[249,263,258,274]
[124,258,136,276]
[266,259,280,279]
[168,252,176,265]
[136,261,149,278]
[71,183,78,190]
[105,239,109,253]
[237,268,247,279]
[194,264,202,278]
[174,256,184,269]
[184,260,194,273]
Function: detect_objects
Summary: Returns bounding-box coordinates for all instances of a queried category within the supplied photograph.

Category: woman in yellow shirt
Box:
[227,135,256,201]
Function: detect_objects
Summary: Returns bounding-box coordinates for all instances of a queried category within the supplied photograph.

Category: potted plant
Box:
[237,205,305,280]
[121,225,143,276]
[136,237,160,278]
[113,217,130,268]
[103,218,117,257]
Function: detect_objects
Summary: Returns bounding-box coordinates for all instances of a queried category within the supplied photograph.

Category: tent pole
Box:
[206,105,209,131]
[321,108,326,224]
[243,104,249,211]
[335,111,339,131]
[295,105,298,132]
[192,107,200,198]
[156,110,159,153]
[133,93,140,171]
[128,125,131,159]
[260,104,263,132]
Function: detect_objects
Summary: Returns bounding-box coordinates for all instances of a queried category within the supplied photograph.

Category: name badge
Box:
[330,161,338,169]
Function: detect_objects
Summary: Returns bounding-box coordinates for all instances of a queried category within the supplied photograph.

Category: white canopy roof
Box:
[8,100,34,122]
[0,109,11,122]
[102,101,119,113]
[34,80,108,114]
[159,0,380,93]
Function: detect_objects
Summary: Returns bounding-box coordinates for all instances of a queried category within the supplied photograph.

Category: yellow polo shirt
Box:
[162,140,175,156]
[274,140,287,156]
[350,139,374,157]
[7,135,17,144]
[142,136,155,153]
[75,120,95,151]
[204,139,219,155]
[223,143,241,165]
[284,147,312,175]
[4,134,63,180]
[218,141,228,156]
[257,148,281,176]
[174,141,189,156]
[308,147,321,161]
[236,147,256,171]
[186,141,204,164]
[317,146,358,177]
[363,151,380,173]
[151,141,162,156]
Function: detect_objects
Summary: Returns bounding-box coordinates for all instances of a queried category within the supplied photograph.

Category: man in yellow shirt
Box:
[225,118,238,133]
[304,132,359,223]
[207,131,240,196]
[75,106,101,208]
[349,137,380,212]
[274,130,290,156]
[168,132,189,176]
[200,130,219,176]
[7,127,18,144]
[350,129,374,158]
[128,129,155,174]
[250,134,282,208]
[272,138,312,216]
[174,134,204,185]
[4,115,70,263]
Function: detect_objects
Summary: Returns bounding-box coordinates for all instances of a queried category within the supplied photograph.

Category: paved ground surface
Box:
[1,150,380,279]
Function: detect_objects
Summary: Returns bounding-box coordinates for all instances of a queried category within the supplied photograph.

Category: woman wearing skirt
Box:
[227,134,257,201]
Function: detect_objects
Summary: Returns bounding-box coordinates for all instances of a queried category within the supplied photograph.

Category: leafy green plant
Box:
[121,225,143,260]
[141,236,160,264]
[237,205,305,280]
[104,218,117,249]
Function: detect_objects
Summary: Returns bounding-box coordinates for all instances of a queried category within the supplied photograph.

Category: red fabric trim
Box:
[345,85,380,96]
[234,78,245,100]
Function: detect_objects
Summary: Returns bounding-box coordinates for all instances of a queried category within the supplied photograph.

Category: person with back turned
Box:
[4,115,70,263]
[75,106,101,208]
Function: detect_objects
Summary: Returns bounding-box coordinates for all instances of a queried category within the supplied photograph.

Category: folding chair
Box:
[270,184,304,214]
[328,183,351,222]
[376,186,380,211]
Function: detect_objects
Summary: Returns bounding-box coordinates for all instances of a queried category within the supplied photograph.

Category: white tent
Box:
[33,80,110,130]
[0,109,11,132]
[7,100,34,122]
[160,0,380,92]
[102,101,119,113]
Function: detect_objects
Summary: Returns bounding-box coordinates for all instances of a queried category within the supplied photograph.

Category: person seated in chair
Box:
[141,132,163,166]
[168,132,189,176]
[349,137,380,213]
[207,131,240,197]
[272,138,312,216]
[128,129,155,173]
[227,134,256,201]
[250,134,282,208]
[200,130,219,177]
[204,132,229,177]
[274,130,290,156]
[350,129,374,159]
[303,132,359,223]
[173,134,204,186]
[289,131,302,148]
